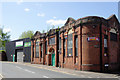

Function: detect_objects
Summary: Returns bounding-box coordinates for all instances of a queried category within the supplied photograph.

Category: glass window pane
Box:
[63,38,66,57]
[36,41,39,58]
[49,37,55,45]
[45,41,47,54]
[67,34,73,56]
[75,36,78,56]
[110,33,117,41]
[59,37,61,53]
[41,44,43,57]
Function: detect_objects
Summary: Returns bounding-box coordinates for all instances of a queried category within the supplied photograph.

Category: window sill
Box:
[35,57,39,58]
[67,56,73,57]
[49,44,56,46]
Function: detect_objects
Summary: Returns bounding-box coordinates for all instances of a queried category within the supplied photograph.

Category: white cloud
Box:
[53,16,56,19]
[46,19,66,26]
[11,37,19,41]
[3,28,11,33]
[24,8,30,12]
[37,13,45,17]
[17,0,23,5]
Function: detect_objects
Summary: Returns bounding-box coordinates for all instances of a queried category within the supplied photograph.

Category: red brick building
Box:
[31,14,120,72]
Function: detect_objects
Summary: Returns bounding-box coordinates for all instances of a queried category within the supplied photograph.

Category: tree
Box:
[19,30,34,39]
[42,30,45,33]
[0,27,10,48]
[52,25,55,29]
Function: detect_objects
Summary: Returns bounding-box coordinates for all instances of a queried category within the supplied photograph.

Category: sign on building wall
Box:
[87,37,99,41]
[24,42,31,47]
[16,41,23,47]
[104,39,107,47]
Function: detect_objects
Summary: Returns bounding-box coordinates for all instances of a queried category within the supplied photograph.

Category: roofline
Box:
[10,38,30,42]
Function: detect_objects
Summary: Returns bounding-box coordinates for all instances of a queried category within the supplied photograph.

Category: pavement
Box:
[0,61,120,79]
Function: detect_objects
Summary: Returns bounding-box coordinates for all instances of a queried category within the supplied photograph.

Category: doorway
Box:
[49,48,55,66]
[15,49,24,62]
[52,53,55,66]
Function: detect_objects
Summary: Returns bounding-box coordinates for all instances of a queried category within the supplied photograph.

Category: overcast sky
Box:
[1,1,118,40]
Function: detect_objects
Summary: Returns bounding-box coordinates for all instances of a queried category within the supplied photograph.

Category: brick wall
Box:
[31,15,120,72]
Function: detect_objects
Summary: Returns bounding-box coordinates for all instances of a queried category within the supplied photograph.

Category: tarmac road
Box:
[1,62,82,78]
[0,62,120,80]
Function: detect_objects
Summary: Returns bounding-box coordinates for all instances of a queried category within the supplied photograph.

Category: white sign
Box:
[104,39,107,47]
[16,41,23,47]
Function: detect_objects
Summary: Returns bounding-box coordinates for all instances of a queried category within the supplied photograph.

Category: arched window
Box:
[67,33,73,56]
[45,41,47,54]
[59,37,61,53]
[49,37,55,45]
[75,35,78,56]
[35,40,39,58]
[63,38,66,57]
[33,43,34,58]
[41,44,43,58]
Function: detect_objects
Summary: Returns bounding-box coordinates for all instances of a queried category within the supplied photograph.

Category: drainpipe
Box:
[43,40,45,65]
[99,21,103,72]
[80,23,83,70]
[31,40,33,63]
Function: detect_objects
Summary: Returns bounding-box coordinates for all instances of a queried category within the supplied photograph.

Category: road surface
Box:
[1,62,83,78]
[0,62,119,80]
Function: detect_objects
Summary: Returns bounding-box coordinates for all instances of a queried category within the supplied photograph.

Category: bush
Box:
[0,50,6,53]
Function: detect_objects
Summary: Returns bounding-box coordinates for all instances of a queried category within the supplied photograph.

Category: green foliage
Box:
[55,26,60,32]
[80,20,82,24]
[0,27,10,47]
[19,30,34,39]
[42,30,45,33]
[52,25,55,29]
[58,26,59,30]
[0,50,5,53]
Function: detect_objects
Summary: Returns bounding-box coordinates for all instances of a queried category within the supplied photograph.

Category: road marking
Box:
[9,62,79,77]
[16,66,22,69]
[80,75,85,77]
[6,62,119,78]
[16,66,35,74]
[43,75,49,78]
[88,76,92,78]
[24,69,35,74]
[43,75,55,80]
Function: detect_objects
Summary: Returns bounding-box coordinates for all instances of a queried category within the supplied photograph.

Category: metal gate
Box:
[17,50,24,62]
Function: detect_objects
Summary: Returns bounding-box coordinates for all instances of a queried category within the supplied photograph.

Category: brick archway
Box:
[49,47,55,54]
[48,47,55,66]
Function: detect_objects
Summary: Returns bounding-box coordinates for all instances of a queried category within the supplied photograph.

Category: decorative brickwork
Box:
[31,14,120,72]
